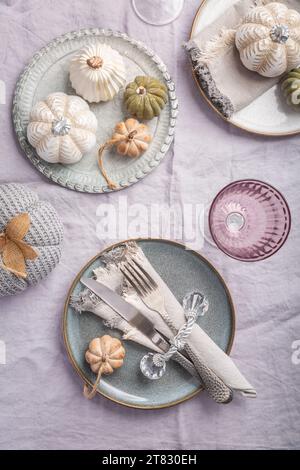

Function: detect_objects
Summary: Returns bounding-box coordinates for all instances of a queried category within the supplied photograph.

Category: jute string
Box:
[98,131,138,190]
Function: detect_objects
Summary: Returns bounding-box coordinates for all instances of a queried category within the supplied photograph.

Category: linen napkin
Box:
[185,0,300,118]
[71,242,256,397]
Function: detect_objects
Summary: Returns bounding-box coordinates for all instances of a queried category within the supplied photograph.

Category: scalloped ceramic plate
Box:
[190,0,300,137]
[63,239,235,409]
[13,29,178,193]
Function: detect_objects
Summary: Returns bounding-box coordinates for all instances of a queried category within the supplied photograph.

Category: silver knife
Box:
[80,277,198,377]
[81,277,171,353]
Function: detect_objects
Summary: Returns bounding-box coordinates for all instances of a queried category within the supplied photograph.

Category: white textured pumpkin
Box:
[69,43,126,103]
[27,92,98,164]
[235,2,300,77]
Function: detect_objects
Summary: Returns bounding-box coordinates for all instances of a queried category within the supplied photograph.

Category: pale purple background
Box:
[0,0,299,450]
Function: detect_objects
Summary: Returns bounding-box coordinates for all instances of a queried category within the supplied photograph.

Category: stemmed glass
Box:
[208,180,291,262]
[132,0,185,26]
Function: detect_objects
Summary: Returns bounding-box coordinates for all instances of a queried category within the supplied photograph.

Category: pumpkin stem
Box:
[83,367,103,400]
[87,56,103,69]
[127,130,138,140]
[136,86,146,95]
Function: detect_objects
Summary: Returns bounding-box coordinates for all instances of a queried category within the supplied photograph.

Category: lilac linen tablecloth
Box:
[0,0,300,450]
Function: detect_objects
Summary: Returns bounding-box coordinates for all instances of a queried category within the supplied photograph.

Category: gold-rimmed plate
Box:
[63,238,235,409]
[190,0,300,137]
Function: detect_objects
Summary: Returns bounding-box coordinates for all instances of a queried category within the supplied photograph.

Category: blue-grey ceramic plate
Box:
[63,239,235,409]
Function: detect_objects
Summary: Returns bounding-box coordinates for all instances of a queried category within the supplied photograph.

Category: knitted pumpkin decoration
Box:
[0,184,63,297]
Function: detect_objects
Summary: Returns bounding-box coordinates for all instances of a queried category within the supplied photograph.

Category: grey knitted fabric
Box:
[0,183,63,297]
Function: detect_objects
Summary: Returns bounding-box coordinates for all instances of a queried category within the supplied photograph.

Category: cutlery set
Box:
[81,257,234,404]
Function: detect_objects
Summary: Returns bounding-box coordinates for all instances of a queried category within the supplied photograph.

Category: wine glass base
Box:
[226,212,245,232]
[209,179,291,262]
[132,0,185,26]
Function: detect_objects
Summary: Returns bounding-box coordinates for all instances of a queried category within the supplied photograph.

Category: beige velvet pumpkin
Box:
[112,118,152,158]
[83,335,125,399]
[98,118,152,190]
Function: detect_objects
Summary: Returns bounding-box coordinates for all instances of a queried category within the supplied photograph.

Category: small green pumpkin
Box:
[124,76,168,120]
[281,68,300,109]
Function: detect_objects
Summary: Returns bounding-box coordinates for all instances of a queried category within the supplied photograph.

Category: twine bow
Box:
[0,213,38,278]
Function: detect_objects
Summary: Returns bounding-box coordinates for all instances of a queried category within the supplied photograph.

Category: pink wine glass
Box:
[209,180,291,262]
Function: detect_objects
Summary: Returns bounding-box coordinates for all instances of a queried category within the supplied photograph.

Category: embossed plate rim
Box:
[12,28,178,193]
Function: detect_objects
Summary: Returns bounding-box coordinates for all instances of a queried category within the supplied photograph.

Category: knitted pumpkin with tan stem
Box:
[0,184,63,297]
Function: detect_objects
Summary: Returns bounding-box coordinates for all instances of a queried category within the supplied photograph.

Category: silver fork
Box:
[120,258,233,404]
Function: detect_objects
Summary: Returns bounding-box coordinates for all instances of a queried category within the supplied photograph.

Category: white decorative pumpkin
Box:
[27,92,98,164]
[235,2,300,77]
[69,43,126,103]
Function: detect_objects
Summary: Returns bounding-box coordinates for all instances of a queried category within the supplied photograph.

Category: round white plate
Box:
[13,29,178,192]
[190,0,300,136]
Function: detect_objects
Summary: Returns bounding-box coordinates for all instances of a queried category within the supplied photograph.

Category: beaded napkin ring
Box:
[140,292,209,380]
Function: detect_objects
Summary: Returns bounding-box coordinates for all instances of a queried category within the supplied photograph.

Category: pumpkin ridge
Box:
[69,128,96,153]
[39,100,55,120]
[243,6,274,28]
[255,41,280,74]
[289,28,300,42]
[148,95,161,116]
[266,2,288,23]
[150,95,165,109]
[35,133,58,157]
[236,24,270,50]
[24,202,63,248]
[286,39,300,67]
[28,125,51,148]
[59,135,82,160]
[46,93,67,120]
